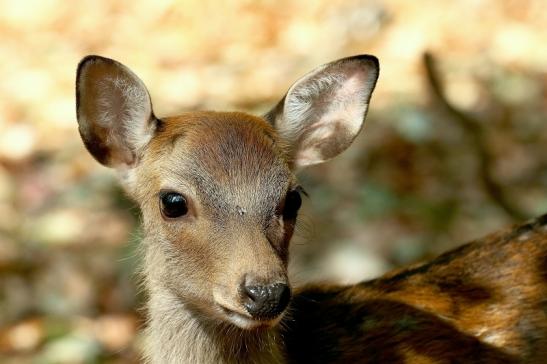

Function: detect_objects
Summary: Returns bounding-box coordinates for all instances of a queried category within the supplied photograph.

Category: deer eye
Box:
[160,191,188,218]
[283,189,302,220]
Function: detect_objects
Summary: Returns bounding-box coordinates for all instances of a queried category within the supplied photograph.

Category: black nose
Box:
[242,282,291,320]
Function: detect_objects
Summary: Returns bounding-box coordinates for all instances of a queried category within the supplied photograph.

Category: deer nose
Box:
[242,281,291,320]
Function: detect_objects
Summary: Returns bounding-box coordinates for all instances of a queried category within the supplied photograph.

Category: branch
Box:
[423,52,529,221]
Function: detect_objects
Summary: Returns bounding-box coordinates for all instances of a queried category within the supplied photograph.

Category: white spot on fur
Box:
[473,326,509,348]
[482,331,508,346]
[518,232,531,241]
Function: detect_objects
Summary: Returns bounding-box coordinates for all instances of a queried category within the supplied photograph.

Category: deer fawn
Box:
[76,55,547,363]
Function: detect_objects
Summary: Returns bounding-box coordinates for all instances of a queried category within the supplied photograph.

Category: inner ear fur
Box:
[76,55,157,168]
[265,55,379,169]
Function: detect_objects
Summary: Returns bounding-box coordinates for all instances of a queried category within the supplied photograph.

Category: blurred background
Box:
[0,0,546,362]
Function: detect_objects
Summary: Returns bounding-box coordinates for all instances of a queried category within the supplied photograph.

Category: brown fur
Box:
[284,215,547,363]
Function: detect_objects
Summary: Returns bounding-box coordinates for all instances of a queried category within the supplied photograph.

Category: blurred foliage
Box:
[0,0,546,362]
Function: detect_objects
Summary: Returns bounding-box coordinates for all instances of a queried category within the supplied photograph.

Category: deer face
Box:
[135,112,296,329]
[75,55,379,329]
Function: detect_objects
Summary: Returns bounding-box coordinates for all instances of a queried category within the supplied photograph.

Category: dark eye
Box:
[160,192,188,218]
[283,190,302,220]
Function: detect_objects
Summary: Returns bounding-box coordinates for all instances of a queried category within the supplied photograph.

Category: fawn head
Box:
[76,55,379,329]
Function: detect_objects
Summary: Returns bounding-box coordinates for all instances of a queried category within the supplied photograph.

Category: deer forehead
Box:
[142,111,294,215]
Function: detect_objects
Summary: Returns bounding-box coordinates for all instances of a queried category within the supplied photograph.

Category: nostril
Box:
[244,284,266,302]
[242,282,291,320]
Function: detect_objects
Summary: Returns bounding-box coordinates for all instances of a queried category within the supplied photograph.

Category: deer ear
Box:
[266,55,379,169]
[76,55,157,169]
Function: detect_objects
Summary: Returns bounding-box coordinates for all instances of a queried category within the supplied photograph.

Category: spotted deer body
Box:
[75,55,547,363]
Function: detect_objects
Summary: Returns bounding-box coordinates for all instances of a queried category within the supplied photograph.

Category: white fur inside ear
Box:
[77,56,156,168]
[96,73,153,153]
[284,65,371,137]
[275,58,378,167]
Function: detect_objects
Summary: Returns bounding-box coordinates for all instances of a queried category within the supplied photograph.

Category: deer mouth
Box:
[216,303,282,330]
